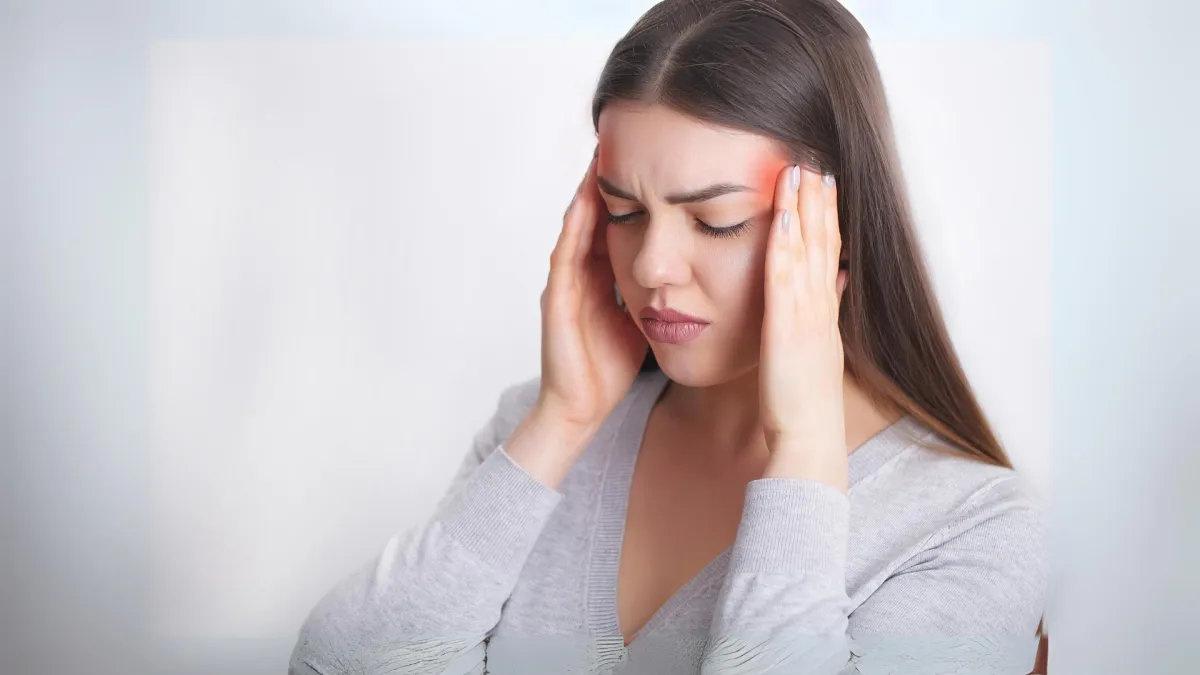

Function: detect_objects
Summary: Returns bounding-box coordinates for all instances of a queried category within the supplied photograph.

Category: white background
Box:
[148,38,1051,641]
[6,1,1198,674]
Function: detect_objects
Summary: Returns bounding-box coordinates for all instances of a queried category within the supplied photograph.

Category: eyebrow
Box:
[596,176,754,205]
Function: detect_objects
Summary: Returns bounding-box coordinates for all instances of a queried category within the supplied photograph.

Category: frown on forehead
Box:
[596,101,789,201]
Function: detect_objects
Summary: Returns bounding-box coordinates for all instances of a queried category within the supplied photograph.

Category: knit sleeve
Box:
[287,378,562,675]
[702,475,1047,674]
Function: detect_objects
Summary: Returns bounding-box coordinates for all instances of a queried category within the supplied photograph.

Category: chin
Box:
[651,348,751,388]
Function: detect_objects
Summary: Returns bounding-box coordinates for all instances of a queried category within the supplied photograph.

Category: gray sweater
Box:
[289,371,1047,674]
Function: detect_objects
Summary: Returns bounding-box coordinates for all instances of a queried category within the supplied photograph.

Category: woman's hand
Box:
[534,151,649,432]
[758,164,850,492]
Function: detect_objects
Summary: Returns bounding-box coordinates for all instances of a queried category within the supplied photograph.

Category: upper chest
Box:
[492,402,940,645]
[616,418,769,643]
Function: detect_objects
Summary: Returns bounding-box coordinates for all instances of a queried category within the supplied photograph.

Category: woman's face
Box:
[597,102,790,387]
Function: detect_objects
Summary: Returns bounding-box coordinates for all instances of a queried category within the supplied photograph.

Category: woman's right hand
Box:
[535,151,648,431]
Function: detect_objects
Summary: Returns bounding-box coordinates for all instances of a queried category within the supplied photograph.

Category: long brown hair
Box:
[591,0,1012,469]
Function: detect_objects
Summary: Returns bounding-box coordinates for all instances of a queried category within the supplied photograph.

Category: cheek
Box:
[606,226,638,280]
[697,231,769,311]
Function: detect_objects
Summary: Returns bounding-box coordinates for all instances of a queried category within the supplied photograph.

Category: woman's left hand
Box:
[758,164,850,492]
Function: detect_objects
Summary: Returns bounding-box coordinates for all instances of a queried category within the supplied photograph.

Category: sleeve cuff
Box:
[435,445,564,575]
[731,478,850,577]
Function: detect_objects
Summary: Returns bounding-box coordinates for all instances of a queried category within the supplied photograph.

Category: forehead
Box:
[597,101,786,194]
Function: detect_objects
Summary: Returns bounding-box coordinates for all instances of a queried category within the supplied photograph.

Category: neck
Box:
[657,368,901,463]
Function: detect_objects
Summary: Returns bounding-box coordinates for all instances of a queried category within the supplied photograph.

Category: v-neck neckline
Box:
[584,370,931,663]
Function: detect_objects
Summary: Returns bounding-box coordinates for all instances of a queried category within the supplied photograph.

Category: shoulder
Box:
[849,427,1049,636]
[855,420,1046,563]
[906,430,1045,523]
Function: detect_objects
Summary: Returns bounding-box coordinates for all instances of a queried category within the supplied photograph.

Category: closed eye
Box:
[697,220,749,239]
[606,211,750,239]
[605,212,642,226]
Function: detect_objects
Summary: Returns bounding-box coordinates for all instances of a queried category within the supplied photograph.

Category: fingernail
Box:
[823,173,836,188]
[781,209,791,232]
[789,165,800,190]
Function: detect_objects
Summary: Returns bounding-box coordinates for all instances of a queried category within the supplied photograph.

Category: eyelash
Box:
[605,212,749,239]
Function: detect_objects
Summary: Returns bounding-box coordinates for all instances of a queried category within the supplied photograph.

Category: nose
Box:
[631,216,693,290]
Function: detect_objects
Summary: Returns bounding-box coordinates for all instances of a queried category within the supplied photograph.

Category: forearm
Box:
[290,445,563,675]
[702,479,852,674]
[703,473,1047,674]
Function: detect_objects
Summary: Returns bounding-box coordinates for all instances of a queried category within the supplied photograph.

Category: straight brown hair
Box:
[591,0,1012,470]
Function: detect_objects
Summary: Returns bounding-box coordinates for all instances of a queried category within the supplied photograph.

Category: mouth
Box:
[638,306,710,345]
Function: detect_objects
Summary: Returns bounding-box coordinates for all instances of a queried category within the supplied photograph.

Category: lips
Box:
[638,306,710,345]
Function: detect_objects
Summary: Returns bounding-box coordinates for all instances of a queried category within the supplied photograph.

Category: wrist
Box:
[503,404,602,490]
[525,402,603,447]
[762,435,849,493]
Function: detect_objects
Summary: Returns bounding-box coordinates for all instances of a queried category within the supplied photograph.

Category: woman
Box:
[289,0,1047,673]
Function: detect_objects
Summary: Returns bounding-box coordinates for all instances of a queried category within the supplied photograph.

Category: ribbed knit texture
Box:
[289,371,1047,675]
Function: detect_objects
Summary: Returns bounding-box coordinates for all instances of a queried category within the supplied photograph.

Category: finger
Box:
[776,164,802,259]
[558,154,593,229]
[590,143,610,257]
[764,194,795,332]
[776,163,801,219]
[767,162,800,277]
[772,164,805,300]
[550,155,599,277]
[763,164,801,333]
[570,156,603,265]
[823,173,842,296]
[591,200,609,257]
[553,162,589,257]
[799,166,827,286]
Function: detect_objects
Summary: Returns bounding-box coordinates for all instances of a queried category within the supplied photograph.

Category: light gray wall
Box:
[3,1,1197,674]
